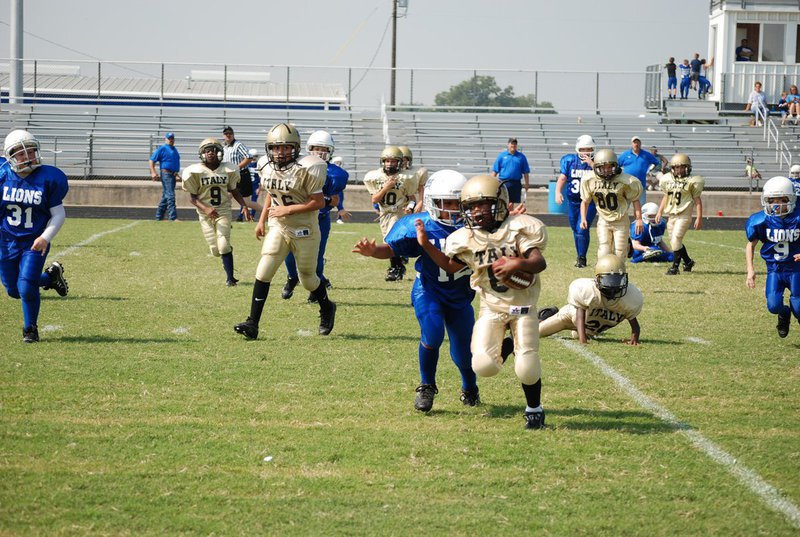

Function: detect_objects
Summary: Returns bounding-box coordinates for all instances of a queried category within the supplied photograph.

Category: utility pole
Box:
[10,0,23,104]
[390,0,397,107]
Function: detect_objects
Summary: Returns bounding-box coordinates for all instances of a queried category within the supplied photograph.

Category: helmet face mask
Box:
[380,146,404,175]
[306,130,334,162]
[459,175,509,230]
[761,176,797,216]
[198,138,223,167]
[266,123,301,170]
[4,129,41,174]
[594,254,628,299]
[423,170,468,227]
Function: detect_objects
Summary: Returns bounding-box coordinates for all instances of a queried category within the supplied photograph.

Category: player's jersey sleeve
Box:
[745,212,764,242]
[384,214,424,258]
[512,214,548,254]
[618,283,644,319]
[44,166,69,207]
[443,227,471,265]
[297,155,326,194]
[327,165,349,196]
[363,170,382,195]
[401,172,419,199]
[579,172,594,202]
[622,174,643,202]
[567,278,598,310]
[688,175,705,199]
[181,165,201,195]
[559,154,572,176]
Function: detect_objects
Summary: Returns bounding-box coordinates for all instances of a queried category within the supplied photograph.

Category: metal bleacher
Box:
[0,103,780,189]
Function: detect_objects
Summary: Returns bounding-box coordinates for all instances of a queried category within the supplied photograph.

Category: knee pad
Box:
[298,271,321,291]
[766,294,786,315]
[218,236,232,256]
[515,352,541,385]
[472,352,502,378]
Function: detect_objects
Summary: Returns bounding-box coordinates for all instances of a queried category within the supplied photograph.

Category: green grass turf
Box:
[1,219,798,535]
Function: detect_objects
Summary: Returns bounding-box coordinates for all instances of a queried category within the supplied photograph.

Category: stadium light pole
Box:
[390,0,398,107]
[10,0,23,104]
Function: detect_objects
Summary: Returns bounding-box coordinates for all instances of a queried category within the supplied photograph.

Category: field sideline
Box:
[1,218,799,535]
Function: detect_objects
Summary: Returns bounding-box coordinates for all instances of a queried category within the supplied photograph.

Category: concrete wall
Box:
[65,180,764,218]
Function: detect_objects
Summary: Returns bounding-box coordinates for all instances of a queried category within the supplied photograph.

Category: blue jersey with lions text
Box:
[0,164,69,258]
[385,212,474,309]
[746,205,800,272]
[559,154,593,204]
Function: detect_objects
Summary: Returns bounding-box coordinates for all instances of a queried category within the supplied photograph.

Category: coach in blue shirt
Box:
[149,132,181,221]
[491,137,530,203]
[618,136,661,204]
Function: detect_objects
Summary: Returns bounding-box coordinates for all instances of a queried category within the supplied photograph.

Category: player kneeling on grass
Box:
[630,202,674,264]
[745,176,800,338]
[0,129,70,343]
[538,254,642,345]
[234,123,336,340]
[182,138,253,287]
[353,170,482,412]
[417,175,549,430]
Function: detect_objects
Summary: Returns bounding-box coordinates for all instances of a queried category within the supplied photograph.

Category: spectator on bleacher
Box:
[785,85,800,125]
[745,157,762,191]
[222,126,254,222]
[678,59,691,99]
[736,39,754,61]
[777,91,790,126]
[745,81,767,127]
[690,53,702,90]
[697,74,712,100]
[618,136,662,205]
[149,132,181,222]
[491,137,530,204]
[665,57,677,100]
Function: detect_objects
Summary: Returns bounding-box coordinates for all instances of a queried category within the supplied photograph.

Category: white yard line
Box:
[558,338,800,529]
[684,336,711,345]
[50,221,141,260]
[689,239,743,251]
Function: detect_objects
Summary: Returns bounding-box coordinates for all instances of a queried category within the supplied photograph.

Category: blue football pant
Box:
[411,280,477,391]
[765,271,800,320]
[567,201,596,258]
[0,247,52,329]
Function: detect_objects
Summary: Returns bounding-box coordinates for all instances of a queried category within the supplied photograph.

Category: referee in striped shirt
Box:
[222,126,254,220]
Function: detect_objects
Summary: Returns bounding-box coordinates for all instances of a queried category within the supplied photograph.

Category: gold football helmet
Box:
[380,146,404,175]
[669,153,692,179]
[460,174,509,230]
[198,138,224,164]
[594,254,628,299]
[398,145,413,168]
[265,123,301,170]
[593,149,620,179]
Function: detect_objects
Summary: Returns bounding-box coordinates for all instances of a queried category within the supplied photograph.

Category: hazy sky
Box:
[0,1,710,109]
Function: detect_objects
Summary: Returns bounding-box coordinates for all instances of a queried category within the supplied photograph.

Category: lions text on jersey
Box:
[746,206,800,271]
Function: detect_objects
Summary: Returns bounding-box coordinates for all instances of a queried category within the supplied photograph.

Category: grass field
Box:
[1,217,799,535]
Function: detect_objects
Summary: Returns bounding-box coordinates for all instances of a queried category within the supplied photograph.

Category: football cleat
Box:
[226,277,239,287]
[234,317,259,340]
[538,307,558,322]
[524,410,546,430]
[22,325,39,343]
[574,256,587,268]
[665,265,680,276]
[319,301,336,336]
[281,277,299,299]
[682,259,695,272]
[385,266,405,282]
[460,387,481,407]
[777,310,791,338]
[44,261,69,297]
[414,383,438,412]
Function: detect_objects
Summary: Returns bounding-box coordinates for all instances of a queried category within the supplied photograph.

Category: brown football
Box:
[491,257,536,290]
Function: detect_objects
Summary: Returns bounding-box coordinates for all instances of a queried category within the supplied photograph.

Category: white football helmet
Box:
[761,176,797,216]
[248,148,259,159]
[331,156,344,168]
[789,164,800,179]
[641,202,659,225]
[575,134,595,160]
[4,129,42,174]
[424,170,468,227]
[306,130,335,162]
